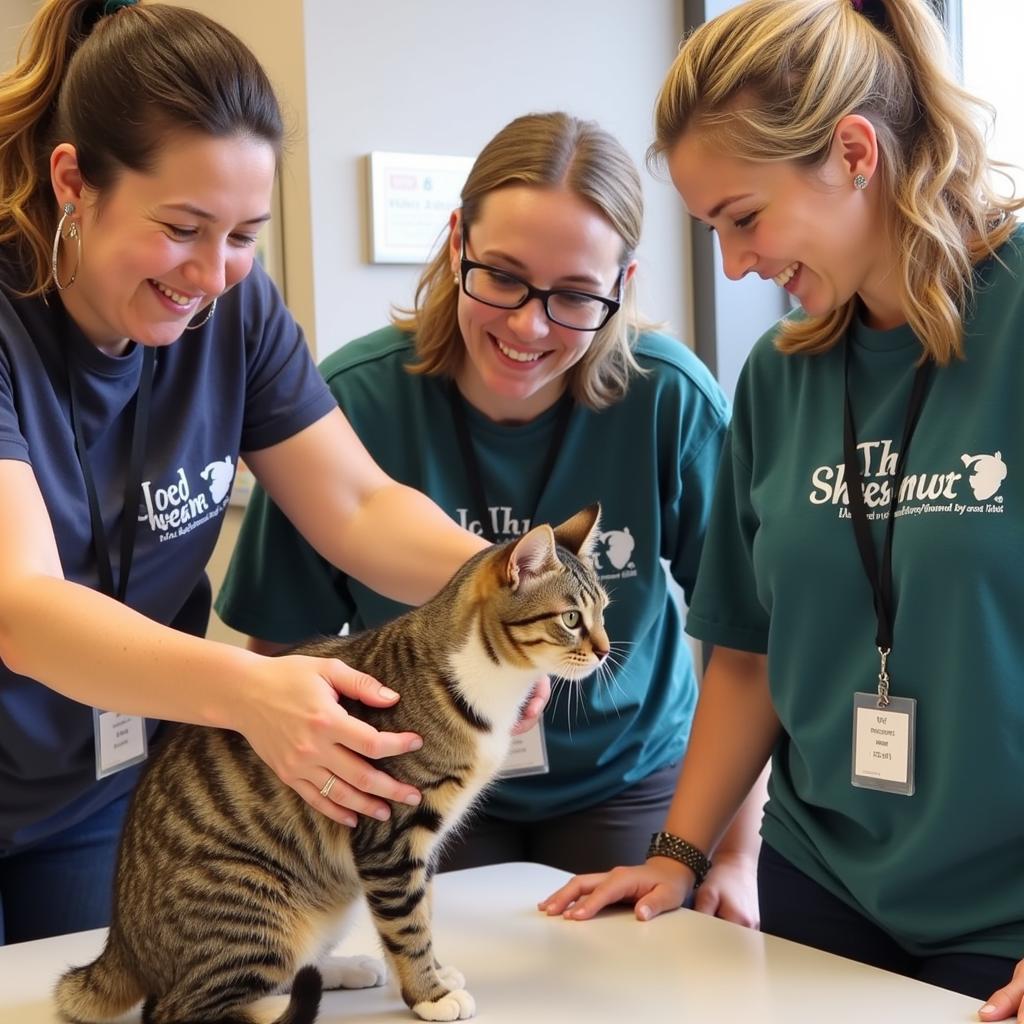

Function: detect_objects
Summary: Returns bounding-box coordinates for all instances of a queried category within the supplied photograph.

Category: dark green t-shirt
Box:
[217,327,729,820]
[687,227,1024,958]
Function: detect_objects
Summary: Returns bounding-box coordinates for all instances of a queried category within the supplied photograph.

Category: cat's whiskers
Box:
[573,676,590,727]
[548,674,569,722]
[602,650,629,675]
[576,679,584,736]
[593,659,625,716]
[547,675,575,738]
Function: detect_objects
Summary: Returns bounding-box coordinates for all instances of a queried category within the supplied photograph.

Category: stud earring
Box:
[853,174,868,191]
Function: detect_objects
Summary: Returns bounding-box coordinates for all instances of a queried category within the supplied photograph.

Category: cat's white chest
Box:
[427,640,535,833]
[445,641,534,740]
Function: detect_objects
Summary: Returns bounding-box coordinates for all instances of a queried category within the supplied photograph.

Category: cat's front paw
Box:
[319,954,388,990]
[412,988,475,1021]
[435,965,466,990]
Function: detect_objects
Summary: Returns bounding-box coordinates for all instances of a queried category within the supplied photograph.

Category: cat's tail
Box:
[272,965,322,1024]
[54,939,143,1022]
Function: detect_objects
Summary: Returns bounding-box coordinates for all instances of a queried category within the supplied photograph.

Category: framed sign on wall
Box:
[366,151,473,264]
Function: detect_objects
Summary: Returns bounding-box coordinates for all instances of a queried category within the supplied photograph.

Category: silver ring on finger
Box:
[319,773,338,799]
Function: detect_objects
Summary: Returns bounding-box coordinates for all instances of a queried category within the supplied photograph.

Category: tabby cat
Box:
[55,504,609,1024]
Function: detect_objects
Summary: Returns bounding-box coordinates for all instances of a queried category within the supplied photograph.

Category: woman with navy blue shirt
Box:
[0,0,506,943]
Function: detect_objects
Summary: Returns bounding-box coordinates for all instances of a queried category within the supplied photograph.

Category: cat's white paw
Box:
[318,954,388,990]
[412,987,476,1021]
[435,965,466,990]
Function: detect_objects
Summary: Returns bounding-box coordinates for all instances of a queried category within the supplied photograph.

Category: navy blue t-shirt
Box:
[0,257,335,852]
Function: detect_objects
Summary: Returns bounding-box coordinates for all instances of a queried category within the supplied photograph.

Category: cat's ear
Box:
[552,503,601,561]
[506,524,560,591]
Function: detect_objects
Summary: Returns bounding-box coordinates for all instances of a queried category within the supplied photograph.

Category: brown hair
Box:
[393,111,655,411]
[651,0,1022,364]
[0,0,283,295]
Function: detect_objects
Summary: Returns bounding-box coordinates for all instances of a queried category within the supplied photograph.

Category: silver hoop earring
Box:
[184,298,217,330]
[51,202,81,291]
[853,174,869,191]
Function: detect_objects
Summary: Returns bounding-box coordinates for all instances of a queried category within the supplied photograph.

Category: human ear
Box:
[832,114,879,186]
[50,144,86,210]
[448,209,462,280]
[622,258,639,288]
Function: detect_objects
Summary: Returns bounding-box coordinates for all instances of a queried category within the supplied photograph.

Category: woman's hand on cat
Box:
[691,850,759,928]
[537,859,694,923]
[241,653,424,826]
[510,676,550,735]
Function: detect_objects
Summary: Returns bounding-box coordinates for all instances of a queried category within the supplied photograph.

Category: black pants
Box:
[759,842,1016,1000]
[437,760,680,875]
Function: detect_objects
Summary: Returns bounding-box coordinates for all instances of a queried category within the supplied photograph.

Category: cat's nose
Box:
[592,641,609,662]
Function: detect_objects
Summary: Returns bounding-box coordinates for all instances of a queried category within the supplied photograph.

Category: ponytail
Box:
[0,1,103,293]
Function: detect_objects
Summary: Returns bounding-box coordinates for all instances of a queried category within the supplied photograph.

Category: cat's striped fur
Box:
[55,505,609,1024]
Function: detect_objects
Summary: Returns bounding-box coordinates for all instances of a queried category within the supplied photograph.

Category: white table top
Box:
[0,861,980,1023]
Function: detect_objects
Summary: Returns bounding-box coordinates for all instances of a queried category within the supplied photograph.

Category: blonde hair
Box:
[651,0,1023,364]
[0,0,282,296]
[393,112,654,410]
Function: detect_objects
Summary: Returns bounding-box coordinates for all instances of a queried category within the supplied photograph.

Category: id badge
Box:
[851,693,916,796]
[498,716,549,778]
[93,708,148,779]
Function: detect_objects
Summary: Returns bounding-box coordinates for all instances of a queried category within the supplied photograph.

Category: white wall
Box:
[1,0,38,69]
[302,0,688,359]
[689,0,788,401]
[962,3,1024,199]
[162,0,317,356]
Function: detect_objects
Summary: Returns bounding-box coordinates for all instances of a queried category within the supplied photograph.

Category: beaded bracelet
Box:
[647,831,713,888]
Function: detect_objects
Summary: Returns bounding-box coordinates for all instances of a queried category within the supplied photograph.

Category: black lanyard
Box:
[67,346,155,603]
[842,339,932,656]
[447,381,573,543]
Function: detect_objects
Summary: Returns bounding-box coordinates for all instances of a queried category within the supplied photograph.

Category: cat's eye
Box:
[561,610,581,629]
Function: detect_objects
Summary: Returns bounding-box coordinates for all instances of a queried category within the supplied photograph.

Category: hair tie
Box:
[103,0,138,14]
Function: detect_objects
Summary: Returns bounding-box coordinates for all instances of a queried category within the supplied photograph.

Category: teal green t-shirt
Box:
[217,327,729,821]
[687,227,1024,958]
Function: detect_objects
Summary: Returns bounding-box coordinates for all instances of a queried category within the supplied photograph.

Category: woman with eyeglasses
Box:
[217,111,765,925]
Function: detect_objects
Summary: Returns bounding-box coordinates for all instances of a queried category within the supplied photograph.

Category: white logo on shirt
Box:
[961,452,1007,500]
[808,440,1008,519]
[595,528,635,571]
[455,506,532,538]
[453,507,641,583]
[200,457,235,504]
[591,525,638,582]
[138,457,233,541]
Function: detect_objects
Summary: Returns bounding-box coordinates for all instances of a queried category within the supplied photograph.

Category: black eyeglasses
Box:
[459,225,622,331]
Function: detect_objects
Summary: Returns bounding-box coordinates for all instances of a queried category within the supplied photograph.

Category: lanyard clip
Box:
[876,646,891,708]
